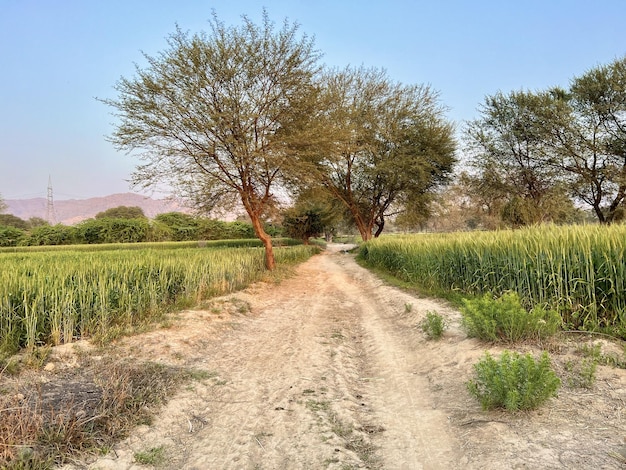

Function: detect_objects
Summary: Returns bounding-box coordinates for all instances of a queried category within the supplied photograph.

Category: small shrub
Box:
[420,311,447,340]
[467,350,560,411]
[460,292,561,342]
[564,358,597,389]
[134,445,166,465]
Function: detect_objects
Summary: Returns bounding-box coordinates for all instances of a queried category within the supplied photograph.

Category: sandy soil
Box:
[58,244,626,469]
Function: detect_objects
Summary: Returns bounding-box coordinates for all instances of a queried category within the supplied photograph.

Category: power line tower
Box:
[46,175,56,224]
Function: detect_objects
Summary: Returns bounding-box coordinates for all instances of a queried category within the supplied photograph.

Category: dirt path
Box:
[62,244,626,469]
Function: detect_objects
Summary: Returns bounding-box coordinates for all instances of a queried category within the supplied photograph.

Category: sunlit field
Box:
[0,242,318,356]
[360,224,626,337]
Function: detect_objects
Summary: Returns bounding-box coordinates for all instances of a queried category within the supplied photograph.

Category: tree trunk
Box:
[249,212,276,270]
[374,215,385,238]
[355,217,373,241]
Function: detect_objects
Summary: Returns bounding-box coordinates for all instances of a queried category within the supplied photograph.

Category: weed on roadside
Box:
[467,350,561,411]
[134,445,166,466]
[0,358,200,468]
[420,311,447,340]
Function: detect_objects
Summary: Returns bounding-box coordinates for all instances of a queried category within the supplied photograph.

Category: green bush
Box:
[74,218,149,244]
[460,292,561,342]
[467,350,561,411]
[0,226,26,247]
[26,224,78,246]
[420,311,447,340]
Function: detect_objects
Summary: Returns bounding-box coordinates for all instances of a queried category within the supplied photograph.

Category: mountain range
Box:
[5,193,190,225]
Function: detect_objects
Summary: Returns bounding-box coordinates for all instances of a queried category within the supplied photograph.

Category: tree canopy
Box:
[304,66,456,240]
[103,11,322,269]
[464,56,626,225]
[464,91,577,226]
[95,206,146,220]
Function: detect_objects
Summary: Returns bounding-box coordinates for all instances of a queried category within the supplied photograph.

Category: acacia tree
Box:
[541,58,626,223]
[465,57,626,225]
[464,91,576,226]
[103,12,321,269]
[307,67,456,241]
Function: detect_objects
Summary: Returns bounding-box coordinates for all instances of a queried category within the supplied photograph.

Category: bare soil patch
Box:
[4,244,625,469]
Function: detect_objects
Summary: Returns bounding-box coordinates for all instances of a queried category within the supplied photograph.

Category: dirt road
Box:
[64,244,626,469]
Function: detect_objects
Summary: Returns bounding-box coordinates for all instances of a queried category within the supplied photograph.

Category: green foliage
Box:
[134,446,166,465]
[464,57,626,225]
[153,212,199,241]
[564,358,597,389]
[309,66,456,241]
[153,213,257,242]
[26,224,77,246]
[96,205,146,219]
[467,350,561,411]
[460,292,560,342]
[282,206,325,243]
[0,226,26,247]
[420,311,447,340]
[146,220,174,242]
[0,214,29,230]
[73,218,149,244]
[103,11,323,270]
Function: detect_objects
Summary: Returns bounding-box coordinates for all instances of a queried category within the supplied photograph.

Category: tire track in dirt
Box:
[312,251,462,469]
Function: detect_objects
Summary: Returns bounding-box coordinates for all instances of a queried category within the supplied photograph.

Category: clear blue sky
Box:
[1,0,625,200]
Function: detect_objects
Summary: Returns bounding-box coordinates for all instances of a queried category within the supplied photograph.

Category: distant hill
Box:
[5,193,191,225]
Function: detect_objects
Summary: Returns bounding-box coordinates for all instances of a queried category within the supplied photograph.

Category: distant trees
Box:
[0,194,6,214]
[0,214,29,230]
[28,225,77,246]
[0,226,25,247]
[96,206,146,219]
[464,56,626,225]
[0,211,264,247]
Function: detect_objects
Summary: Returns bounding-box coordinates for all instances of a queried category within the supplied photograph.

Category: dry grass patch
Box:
[0,355,202,469]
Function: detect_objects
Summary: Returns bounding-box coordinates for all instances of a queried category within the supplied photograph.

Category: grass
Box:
[420,311,447,340]
[0,244,319,358]
[359,224,626,338]
[134,445,166,466]
[0,356,210,468]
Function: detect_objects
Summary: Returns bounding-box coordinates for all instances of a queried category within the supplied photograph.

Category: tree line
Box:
[0,206,279,247]
[454,57,626,230]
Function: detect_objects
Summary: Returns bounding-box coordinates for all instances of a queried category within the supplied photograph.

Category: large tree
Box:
[464,57,626,225]
[0,193,6,214]
[542,58,626,224]
[305,66,456,240]
[464,90,576,226]
[103,11,321,269]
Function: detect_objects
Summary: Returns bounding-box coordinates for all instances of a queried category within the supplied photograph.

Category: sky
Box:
[1,0,625,201]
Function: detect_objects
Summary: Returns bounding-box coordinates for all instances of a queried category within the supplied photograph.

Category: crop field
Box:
[360,224,626,337]
[0,243,319,356]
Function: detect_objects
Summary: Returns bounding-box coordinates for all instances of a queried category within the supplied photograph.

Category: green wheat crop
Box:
[0,244,318,356]
[360,224,626,336]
